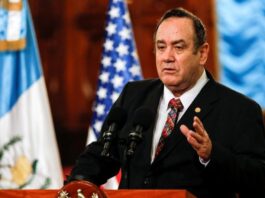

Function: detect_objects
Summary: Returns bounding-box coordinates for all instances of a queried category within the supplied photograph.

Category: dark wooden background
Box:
[28,0,218,166]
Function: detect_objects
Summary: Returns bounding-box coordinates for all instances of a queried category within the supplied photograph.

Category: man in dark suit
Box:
[68,8,265,198]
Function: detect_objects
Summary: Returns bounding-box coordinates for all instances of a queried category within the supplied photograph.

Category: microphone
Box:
[101,107,127,157]
[126,107,154,157]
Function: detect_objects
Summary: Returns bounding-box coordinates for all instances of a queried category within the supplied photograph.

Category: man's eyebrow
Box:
[156,40,166,44]
[156,39,186,45]
[171,39,185,45]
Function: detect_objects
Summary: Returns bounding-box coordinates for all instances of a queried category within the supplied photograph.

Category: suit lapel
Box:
[132,81,164,165]
[152,76,219,164]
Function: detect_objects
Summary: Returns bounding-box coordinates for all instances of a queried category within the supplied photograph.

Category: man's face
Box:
[155,17,208,96]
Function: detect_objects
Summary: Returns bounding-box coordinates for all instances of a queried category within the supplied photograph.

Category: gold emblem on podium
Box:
[91,193,99,198]
[56,180,107,198]
[58,190,70,198]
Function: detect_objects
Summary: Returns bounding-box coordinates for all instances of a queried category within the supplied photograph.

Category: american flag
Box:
[87,0,142,189]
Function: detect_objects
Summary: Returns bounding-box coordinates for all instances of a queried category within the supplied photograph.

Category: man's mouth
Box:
[163,67,176,73]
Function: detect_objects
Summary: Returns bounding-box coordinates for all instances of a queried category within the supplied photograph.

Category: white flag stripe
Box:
[0,77,63,188]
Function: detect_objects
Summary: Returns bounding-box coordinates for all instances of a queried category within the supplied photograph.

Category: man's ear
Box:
[199,42,209,65]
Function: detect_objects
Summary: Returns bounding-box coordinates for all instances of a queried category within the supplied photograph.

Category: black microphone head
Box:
[133,107,155,130]
[106,106,127,128]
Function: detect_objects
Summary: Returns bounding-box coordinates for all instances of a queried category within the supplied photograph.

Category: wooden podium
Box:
[56,181,195,198]
[105,189,197,198]
[0,180,197,198]
[57,180,197,198]
[0,189,196,198]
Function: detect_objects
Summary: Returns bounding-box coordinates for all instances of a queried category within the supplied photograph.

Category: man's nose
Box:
[163,47,175,62]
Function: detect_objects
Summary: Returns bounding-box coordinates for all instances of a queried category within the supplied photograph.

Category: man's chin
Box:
[162,79,181,87]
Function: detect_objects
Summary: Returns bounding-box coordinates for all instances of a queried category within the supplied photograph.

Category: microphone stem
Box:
[126,155,131,188]
[123,148,131,188]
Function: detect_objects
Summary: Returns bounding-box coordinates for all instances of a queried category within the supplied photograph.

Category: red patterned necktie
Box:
[155,98,183,158]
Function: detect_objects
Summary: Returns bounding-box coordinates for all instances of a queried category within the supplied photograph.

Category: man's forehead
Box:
[157,17,193,31]
[156,18,194,41]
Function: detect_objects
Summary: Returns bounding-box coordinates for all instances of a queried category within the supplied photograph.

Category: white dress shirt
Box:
[151,70,209,162]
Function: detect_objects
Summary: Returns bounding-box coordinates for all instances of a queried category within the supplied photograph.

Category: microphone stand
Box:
[101,123,117,157]
[123,125,143,188]
[122,149,131,188]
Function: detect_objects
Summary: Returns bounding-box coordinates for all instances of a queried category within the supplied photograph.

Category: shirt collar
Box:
[162,69,209,110]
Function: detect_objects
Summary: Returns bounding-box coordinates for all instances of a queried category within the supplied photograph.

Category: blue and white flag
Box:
[0,0,63,189]
[216,0,265,108]
[87,0,143,189]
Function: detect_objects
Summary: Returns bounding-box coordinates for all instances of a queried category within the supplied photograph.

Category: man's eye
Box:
[175,45,183,50]
[157,45,165,50]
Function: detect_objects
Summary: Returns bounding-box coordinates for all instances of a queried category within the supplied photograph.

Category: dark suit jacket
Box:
[69,72,265,198]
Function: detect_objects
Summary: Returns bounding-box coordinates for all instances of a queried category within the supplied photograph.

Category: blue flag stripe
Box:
[0,0,42,117]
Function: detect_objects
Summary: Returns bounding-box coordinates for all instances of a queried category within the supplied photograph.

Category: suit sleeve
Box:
[204,101,265,194]
[66,83,130,185]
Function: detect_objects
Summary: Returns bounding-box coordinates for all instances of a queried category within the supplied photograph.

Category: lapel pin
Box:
[195,107,201,113]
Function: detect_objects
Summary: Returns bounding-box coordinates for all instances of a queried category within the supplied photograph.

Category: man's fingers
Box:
[190,131,204,143]
[194,116,203,128]
[187,135,201,150]
[193,116,206,136]
[180,118,212,161]
[180,124,190,137]
[180,125,203,146]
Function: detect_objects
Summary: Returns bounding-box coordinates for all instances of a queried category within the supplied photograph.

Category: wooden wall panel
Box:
[28,0,217,165]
